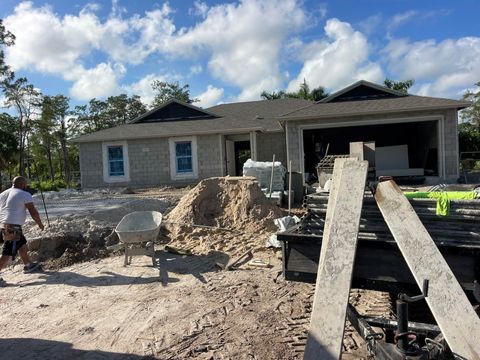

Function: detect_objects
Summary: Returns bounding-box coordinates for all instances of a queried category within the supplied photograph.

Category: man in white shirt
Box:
[0,176,44,283]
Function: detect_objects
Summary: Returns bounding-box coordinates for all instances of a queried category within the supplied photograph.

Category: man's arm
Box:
[25,203,44,230]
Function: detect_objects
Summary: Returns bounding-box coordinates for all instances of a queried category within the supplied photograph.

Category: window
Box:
[102,141,130,182]
[176,142,193,173]
[108,146,125,176]
[169,136,198,180]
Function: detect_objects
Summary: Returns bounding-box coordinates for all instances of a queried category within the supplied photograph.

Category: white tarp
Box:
[243,159,286,192]
[266,215,301,248]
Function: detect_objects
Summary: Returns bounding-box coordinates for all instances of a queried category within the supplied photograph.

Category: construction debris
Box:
[225,249,253,270]
[164,245,192,256]
[247,259,271,268]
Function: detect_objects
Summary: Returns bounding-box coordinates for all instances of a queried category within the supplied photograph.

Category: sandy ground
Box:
[0,184,378,359]
[0,248,375,359]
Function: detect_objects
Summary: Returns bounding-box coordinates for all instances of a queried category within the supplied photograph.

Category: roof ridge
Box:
[207,97,313,109]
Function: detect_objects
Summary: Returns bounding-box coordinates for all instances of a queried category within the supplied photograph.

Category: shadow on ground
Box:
[15,250,229,288]
[0,338,155,359]
[155,249,229,286]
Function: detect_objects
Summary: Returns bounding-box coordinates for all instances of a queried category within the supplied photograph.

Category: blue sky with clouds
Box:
[1,0,479,108]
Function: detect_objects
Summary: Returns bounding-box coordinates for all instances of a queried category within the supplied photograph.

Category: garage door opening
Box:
[302,120,439,181]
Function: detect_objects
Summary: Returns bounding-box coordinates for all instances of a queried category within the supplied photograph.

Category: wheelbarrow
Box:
[115,211,163,266]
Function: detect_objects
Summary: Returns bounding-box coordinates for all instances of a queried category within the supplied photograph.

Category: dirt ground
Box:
[0,182,383,359]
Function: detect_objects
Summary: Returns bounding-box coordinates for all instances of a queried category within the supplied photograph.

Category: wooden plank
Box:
[375,180,480,360]
[304,158,368,360]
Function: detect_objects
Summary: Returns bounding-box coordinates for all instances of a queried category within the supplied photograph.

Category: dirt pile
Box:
[22,197,170,269]
[165,177,283,255]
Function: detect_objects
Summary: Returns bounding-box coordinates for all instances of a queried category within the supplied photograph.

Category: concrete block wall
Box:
[79,142,104,188]
[256,132,287,167]
[197,135,223,180]
[443,109,460,181]
[285,122,301,173]
[79,134,223,188]
[128,138,170,186]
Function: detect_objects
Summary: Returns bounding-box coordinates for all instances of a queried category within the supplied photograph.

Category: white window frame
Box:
[102,141,130,183]
[169,136,198,180]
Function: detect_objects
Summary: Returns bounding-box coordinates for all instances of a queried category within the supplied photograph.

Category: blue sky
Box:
[1,0,479,108]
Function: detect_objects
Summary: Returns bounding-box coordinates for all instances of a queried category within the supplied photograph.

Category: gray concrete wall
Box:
[197,135,223,180]
[256,132,287,166]
[444,109,460,181]
[79,142,104,188]
[285,109,460,182]
[79,134,223,188]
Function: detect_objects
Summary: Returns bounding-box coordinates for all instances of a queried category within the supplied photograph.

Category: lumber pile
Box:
[301,193,480,246]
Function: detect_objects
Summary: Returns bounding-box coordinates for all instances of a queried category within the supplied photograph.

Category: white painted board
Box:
[376,168,424,177]
[375,144,409,170]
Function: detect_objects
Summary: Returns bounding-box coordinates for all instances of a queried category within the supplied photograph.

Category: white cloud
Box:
[4,1,175,99]
[170,0,307,101]
[383,36,480,97]
[316,3,328,19]
[388,11,418,34]
[287,18,384,93]
[4,2,102,74]
[358,14,383,35]
[196,85,224,108]
[69,63,122,100]
[189,65,203,76]
[122,74,166,106]
[83,3,101,13]
[189,1,209,18]
[3,0,307,102]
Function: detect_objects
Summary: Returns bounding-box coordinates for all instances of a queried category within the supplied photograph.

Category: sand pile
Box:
[165,177,283,255]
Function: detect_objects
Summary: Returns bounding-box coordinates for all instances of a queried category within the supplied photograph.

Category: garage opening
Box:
[303,120,439,181]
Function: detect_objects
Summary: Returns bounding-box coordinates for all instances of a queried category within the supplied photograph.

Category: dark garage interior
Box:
[303,120,439,178]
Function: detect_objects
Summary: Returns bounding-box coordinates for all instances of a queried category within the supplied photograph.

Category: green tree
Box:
[104,94,147,126]
[458,122,480,153]
[0,113,18,188]
[0,19,15,87]
[3,77,42,176]
[383,78,414,94]
[261,79,328,101]
[458,82,480,159]
[461,81,480,126]
[69,94,146,136]
[151,80,198,107]
[260,90,287,100]
[37,96,58,180]
[49,95,72,183]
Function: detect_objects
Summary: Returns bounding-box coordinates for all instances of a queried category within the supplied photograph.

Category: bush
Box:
[30,178,68,192]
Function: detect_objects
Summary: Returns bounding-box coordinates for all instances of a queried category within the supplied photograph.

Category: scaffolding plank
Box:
[375,180,480,360]
[304,158,368,360]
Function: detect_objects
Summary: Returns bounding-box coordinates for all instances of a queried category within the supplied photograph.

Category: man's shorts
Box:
[0,227,27,258]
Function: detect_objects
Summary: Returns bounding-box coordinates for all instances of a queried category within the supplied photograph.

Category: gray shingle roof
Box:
[279,95,471,120]
[70,98,313,143]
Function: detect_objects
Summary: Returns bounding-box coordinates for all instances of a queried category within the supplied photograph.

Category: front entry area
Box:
[225,134,251,176]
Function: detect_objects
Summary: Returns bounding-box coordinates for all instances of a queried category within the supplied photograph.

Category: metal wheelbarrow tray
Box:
[115,211,163,266]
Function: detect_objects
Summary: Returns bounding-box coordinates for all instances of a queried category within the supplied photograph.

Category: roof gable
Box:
[129,99,219,123]
[318,80,407,103]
